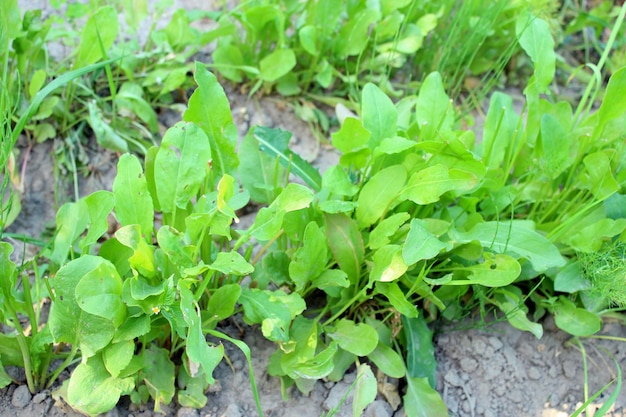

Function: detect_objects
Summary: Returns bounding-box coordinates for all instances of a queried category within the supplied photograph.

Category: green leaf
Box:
[0,243,16,300]
[289,222,328,290]
[367,342,406,378]
[493,286,543,339]
[455,253,522,287]
[239,289,302,343]
[0,0,20,57]
[299,25,319,55]
[554,296,602,337]
[67,354,134,416]
[115,82,159,132]
[239,127,285,204]
[113,315,151,343]
[177,365,208,408]
[583,151,620,201]
[404,376,448,417]
[356,165,406,228]
[540,114,570,179]
[516,12,555,92]
[335,8,380,57]
[274,183,315,212]
[254,126,322,191]
[332,117,371,154]
[290,342,338,380]
[75,262,126,327]
[80,191,114,251]
[212,43,245,82]
[482,92,520,169]
[164,9,195,52]
[180,286,223,384]
[142,345,176,412]
[74,6,118,68]
[184,63,239,181]
[362,83,398,148]
[404,164,478,205]
[402,315,437,388]
[369,213,410,250]
[259,48,296,82]
[322,166,359,197]
[450,220,566,272]
[370,245,408,283]
[353,364,377,417]
[115,225,156,278]
[49,256,118,358]
[207,284,241,322]
[415,72,454,141]
[597,67,626,130]
[103,340,134,378]
[49,199,89,266]
[328,319,378,356]
[210,251,254,275]
[403,219,447,264]
[374,282,418,318]
[113,154,154,238]
[325,213,364,285]
[157,226,194,269]
[154,122,211,213]
[554,261,591,294]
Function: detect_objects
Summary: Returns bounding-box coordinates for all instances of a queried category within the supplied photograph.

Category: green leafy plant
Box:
[37,63,263,416]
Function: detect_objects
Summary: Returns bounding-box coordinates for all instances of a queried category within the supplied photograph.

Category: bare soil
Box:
[3,2,626,417]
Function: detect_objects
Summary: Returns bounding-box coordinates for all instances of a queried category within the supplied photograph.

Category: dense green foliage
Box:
[1,0,626,416]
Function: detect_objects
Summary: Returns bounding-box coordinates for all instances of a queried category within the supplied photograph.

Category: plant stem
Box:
[46,345,78,389]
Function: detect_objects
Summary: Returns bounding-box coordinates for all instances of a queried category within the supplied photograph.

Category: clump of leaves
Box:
[40,64,259,416]
[579,241,626,310]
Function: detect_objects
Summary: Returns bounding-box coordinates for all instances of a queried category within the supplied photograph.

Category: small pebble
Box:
[12,385,32,408]
[220,403,242,417]
[459,357,479,373]
[32,392,47,404]
[527,366,541,380]
[177,407,199,417]
[364,400,393,417]
[104,408,120,417]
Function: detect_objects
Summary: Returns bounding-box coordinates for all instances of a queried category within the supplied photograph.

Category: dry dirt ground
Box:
[3,2,626,417]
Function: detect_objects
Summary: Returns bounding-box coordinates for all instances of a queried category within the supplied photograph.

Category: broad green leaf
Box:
[113,154,154,238]
[274,183,315,212]
[325,213,364,285]
[356,165,406,228]
[0,0,20,57]
[157,226,194,269]
[177,365,208,408]
[516,12,555,92]
[404,164,478,205]
[260,48,296,82]
[80,191,114,251]
[207,284,241,322]
[49,256,117,357]
[74,6,118,68]
[312,269,350,296]
[554,297,602,337]
[49,199,89,266]
[290,342,338,380]
[142,345,176,412]
[289,222,328,290]
[250,206,285,241]
[374,136,418,156]
[164,9,195,52]
[374,282,418,318]
[299,25,319,55]
[540,114,570,179]
[353,364,377,417]
[564,218,626,253]
[554,261,591,294]
[369,213,410,250]
[404,376,448,417]
[482,92,520,169]
[113,315,151,343]
[452,253,522,287]
[115,225,156,278]
[239,289,296,343]
[332,117,371,154]
[450,220,565,272]
[115,82,158,132]
[0,359,11,389]
[322,165,359,197]
[0,243,16,296]
[103,340,134,378]
[212,43,245,82]
[415,72,454,141]
[403,219,447,264]
[362,83,398,148]
[254,126,322,191]
[370,245,408,283]
[402,315,437,388]
[368,342,405,379]
[597,67,626,130]
[210,251,254,275]
[180,286,223,384]
[493,286,543,339]
[239,128,285,204]
[335,8,380,57]
[583,151,620,201]
[154,122,211,213]
[184,63,239,181]
[67,354,134,416]
[328,319,378,356]
[75,262,126,327]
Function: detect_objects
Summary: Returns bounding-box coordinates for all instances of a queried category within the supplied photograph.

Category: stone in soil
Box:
[11,384,31,408]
